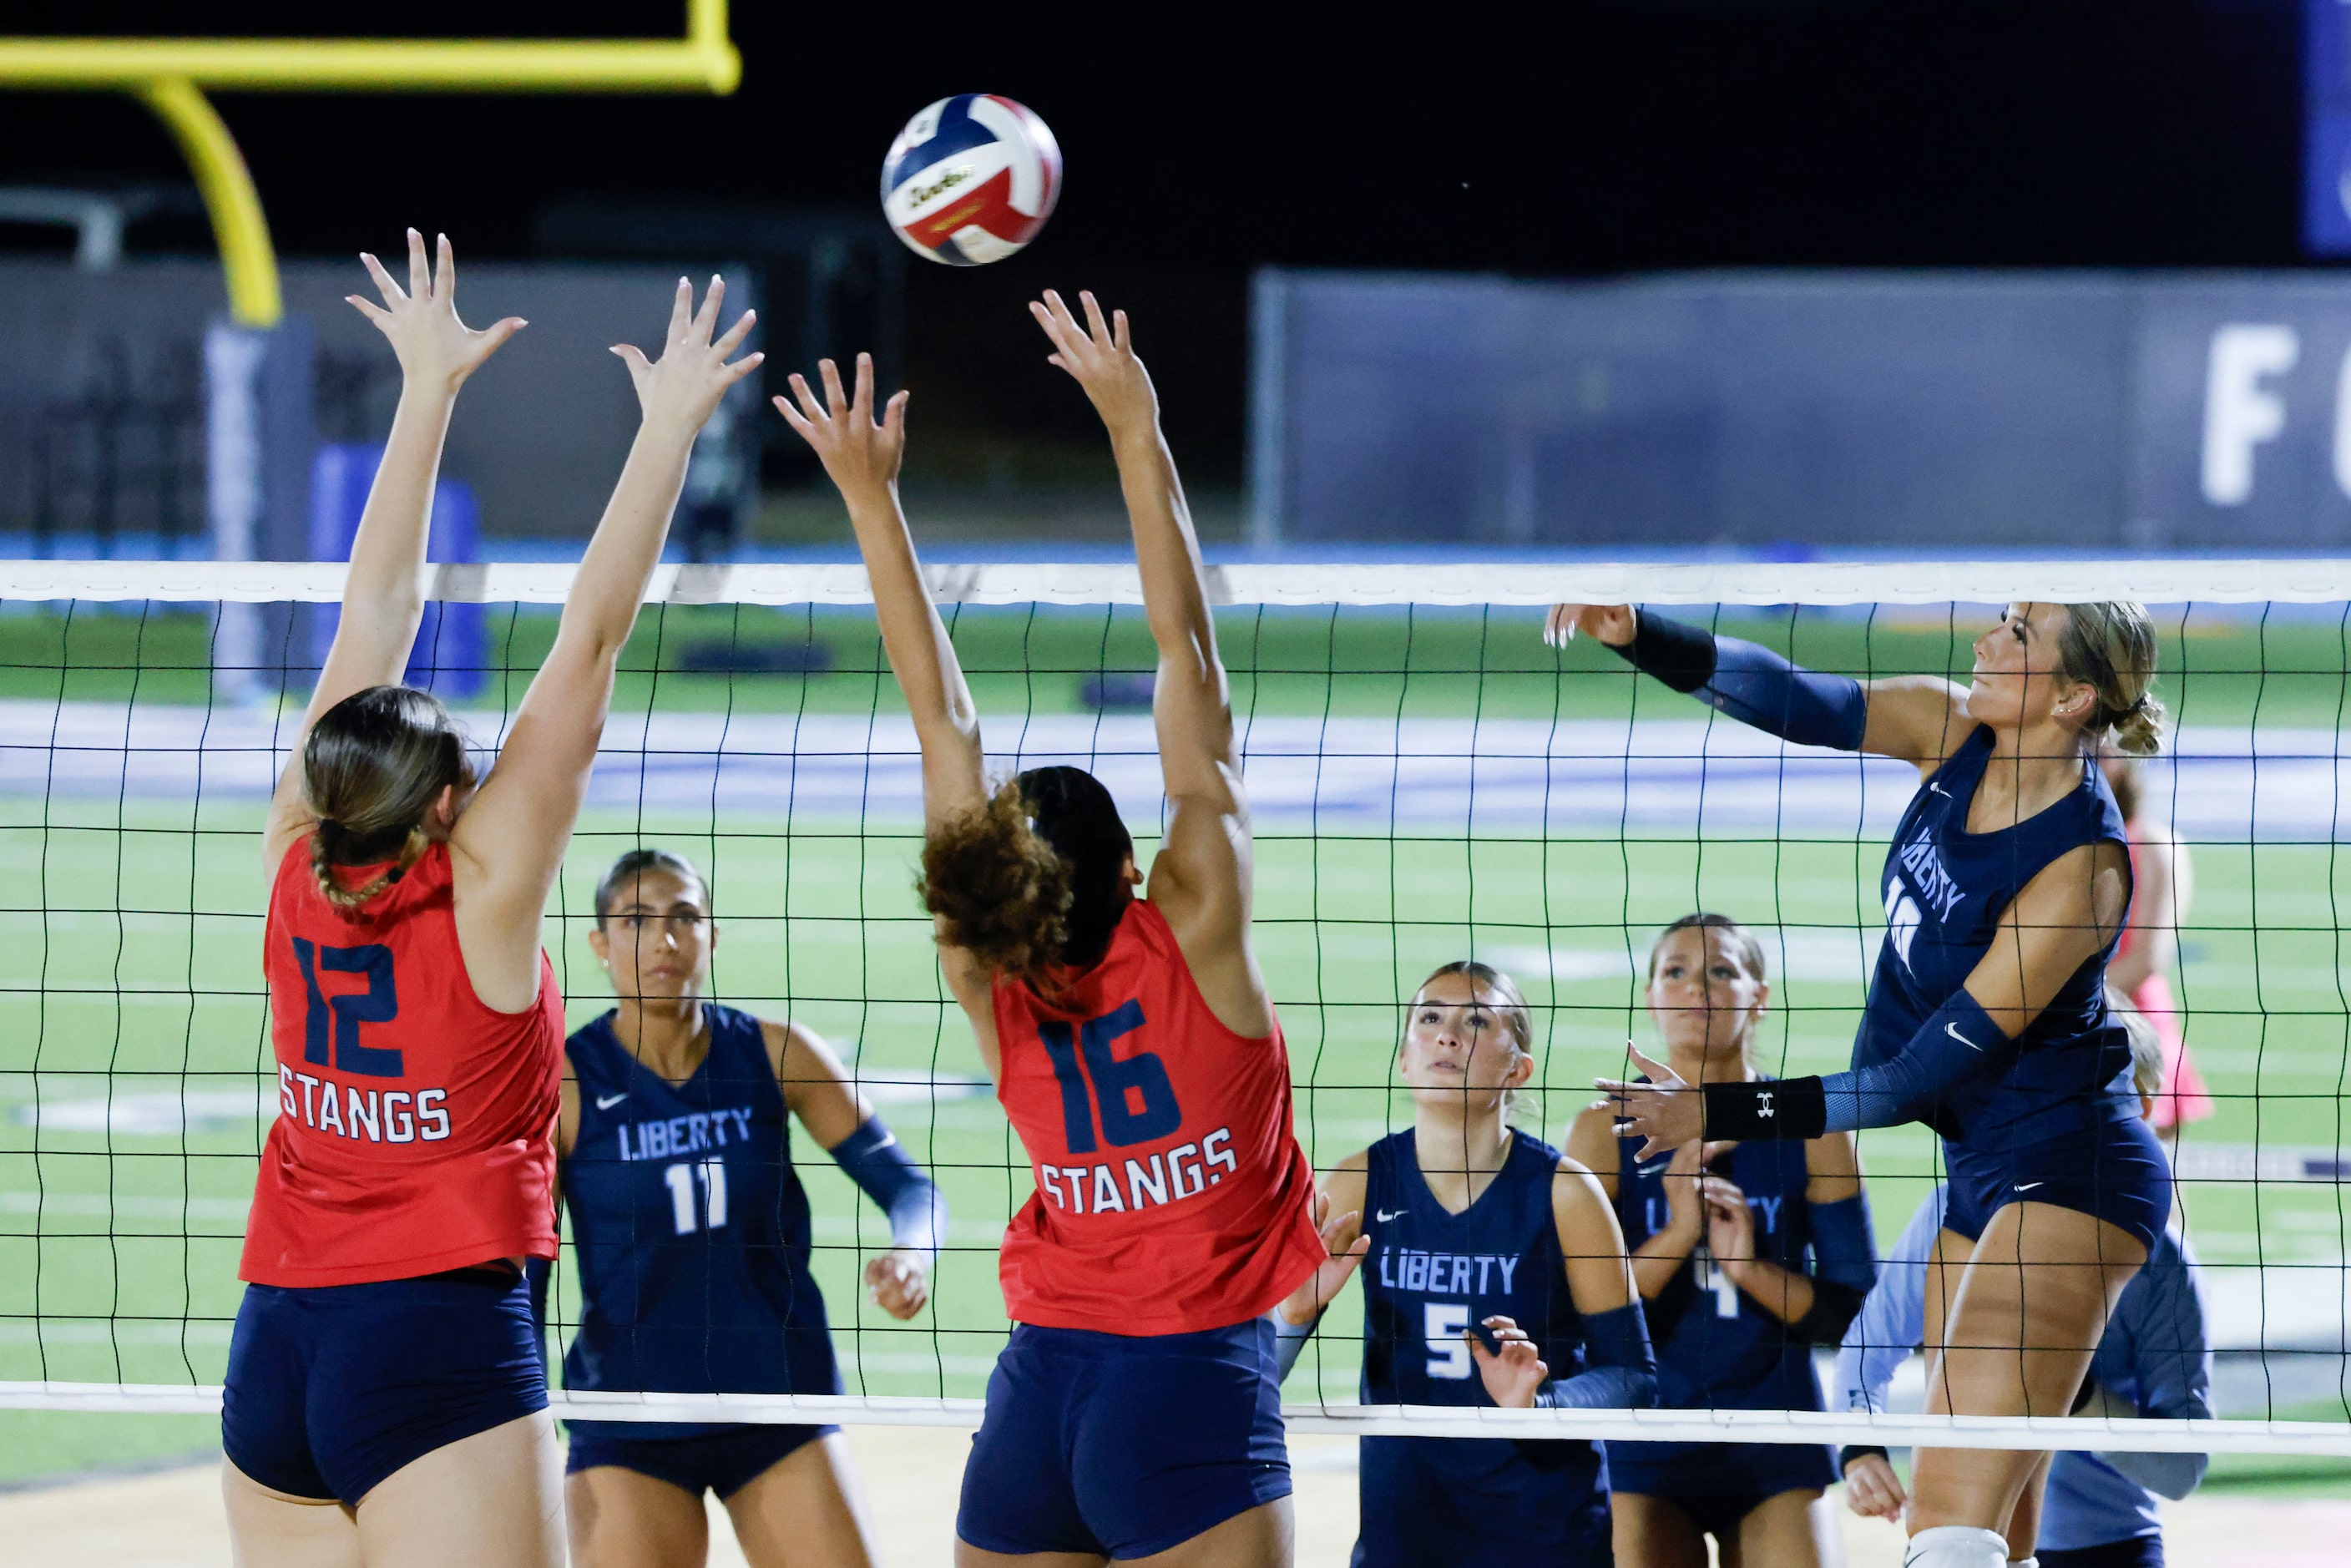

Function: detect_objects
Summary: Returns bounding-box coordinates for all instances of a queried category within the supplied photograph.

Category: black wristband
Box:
[1787,1281,1867,1347]
[1701,1076,1827,1141]
[1840,1444,1891,1474]
[1604,608,1717,695]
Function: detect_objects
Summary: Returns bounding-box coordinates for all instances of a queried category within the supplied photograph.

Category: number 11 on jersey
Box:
[663,1158,727,1235]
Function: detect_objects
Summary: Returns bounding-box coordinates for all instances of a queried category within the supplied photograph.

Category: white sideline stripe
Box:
[9,559,2351,606]
[0,1383,2344,1453]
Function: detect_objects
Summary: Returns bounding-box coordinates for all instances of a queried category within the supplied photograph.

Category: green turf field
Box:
[0,603,2346,1484]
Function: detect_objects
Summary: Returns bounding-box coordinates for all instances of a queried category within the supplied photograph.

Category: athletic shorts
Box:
[1604,1437,1837,1536]
[955,1318,1291,1560]
[222,1268,546,1505]
[1353,1434,1610,1567]
[1944,1111,2171,1251]
[564,1421,836,1499]
[2042,1535,2162,1568]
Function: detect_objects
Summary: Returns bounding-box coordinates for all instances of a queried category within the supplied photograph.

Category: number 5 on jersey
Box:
[1424,1302,1471,1378]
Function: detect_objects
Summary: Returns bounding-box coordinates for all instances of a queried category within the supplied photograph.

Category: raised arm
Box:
[1030,291,1269,1038]
[1545,604,1973,771]
[263,230,524,876]
[448,278,760,1012]
[773,355,999,1063]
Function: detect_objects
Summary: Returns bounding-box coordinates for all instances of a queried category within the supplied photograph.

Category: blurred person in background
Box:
[2096,743,2211,1139]
[1834,995,2210,1568]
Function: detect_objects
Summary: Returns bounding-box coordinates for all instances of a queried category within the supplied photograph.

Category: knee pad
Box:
[1902,1526,2010,1568]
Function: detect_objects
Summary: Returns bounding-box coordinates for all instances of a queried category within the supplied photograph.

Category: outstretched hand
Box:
[773,352,908,498]
[1277,1189,1369,1326]
[611,276,762,436]
[1543,604,1637,650]
[1595,1045,1705,1161]
[1469,1315,1550,1409]
[1029,290,1159,439]
[346,230,525,393]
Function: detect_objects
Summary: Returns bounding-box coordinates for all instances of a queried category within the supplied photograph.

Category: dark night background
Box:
[0,1,2310,492]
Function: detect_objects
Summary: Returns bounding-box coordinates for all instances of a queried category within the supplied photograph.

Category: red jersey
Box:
[992,898,1323,1334]
[241,838,563,1287]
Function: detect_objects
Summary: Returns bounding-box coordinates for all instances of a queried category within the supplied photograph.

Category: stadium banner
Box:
[1251,269,2351,552]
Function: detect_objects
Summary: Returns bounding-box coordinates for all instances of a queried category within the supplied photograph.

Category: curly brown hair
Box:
[919,781,1076,984]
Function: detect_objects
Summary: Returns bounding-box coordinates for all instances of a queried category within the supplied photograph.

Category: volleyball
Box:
[881,94,1062,266]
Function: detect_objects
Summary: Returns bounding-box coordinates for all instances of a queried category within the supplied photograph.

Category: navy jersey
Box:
[1354,1129,1607,1566]
[1861,725,2137,1147]
[561,1004,838,1437]
[1614,1127,1822,1412]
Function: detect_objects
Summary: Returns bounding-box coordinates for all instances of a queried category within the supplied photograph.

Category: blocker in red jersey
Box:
[881,94,1062,265]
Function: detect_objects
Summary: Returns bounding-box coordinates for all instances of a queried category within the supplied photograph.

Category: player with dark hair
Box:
[551,847,944,1568]
[776,294,1324,1567]
[1554,599,2171,1568]
[1564,913,1877,1568]
[1274,959,1656,1567]
[225,239,760,1565]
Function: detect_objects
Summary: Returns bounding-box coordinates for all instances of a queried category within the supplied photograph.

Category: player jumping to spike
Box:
[776,293,1324,1568]
[228,242,760,1566]
[1553,600,2169,1568]
[1273,960,1656,1568]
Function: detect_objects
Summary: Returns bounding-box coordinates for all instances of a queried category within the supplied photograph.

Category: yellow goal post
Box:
[0,2,741,325]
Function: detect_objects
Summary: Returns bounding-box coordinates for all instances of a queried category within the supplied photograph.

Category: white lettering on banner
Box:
[2202,323,2299,505]
[1034,1126,1241,1216]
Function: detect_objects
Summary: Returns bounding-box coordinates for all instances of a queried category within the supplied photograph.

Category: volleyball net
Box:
[0,558,2346,1459]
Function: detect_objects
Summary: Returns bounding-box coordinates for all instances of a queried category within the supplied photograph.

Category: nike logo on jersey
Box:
[1928,781,1950,797]
[1944,1022,1982,1052]
[2015,1181,2045,1192]
[1374,1208,1406,1223]
[595,1092,629,1110]
[1636,1160,1672,1176]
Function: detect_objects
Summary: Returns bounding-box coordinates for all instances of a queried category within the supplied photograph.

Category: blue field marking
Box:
[3,701,2343,841]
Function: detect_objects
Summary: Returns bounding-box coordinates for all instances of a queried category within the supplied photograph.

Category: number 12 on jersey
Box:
[663,1158,727,1235]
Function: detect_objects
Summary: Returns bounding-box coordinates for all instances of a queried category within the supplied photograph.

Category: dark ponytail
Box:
[304,685,475,909]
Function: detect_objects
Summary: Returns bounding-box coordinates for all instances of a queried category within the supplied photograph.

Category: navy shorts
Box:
[1604,1438,1837,1535]
[223,1269,546,1505]
[2043,1536,2162,1568]
[564,1421,836,1499]
[1944,1111,2171,1251]
[956,1318,1291,1560]
[1354,1434,1610,1567]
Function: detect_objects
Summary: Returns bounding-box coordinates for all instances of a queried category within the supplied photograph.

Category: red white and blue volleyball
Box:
[882,95,1062,266]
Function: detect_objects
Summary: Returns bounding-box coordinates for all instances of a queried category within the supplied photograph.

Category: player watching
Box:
[1834,998,2212,1568]
[225,240,760,1565]
[775,294,1325,1568]
[552,847,945,1568]
[1561,600,2172,1568]
[1563,914,1877,1568]
[1272,960,1656,1568]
